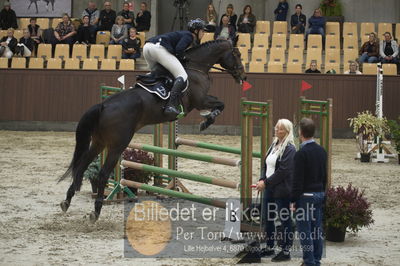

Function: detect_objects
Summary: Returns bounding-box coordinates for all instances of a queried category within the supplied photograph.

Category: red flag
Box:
[242,81,252,92]
[301,80,312,92]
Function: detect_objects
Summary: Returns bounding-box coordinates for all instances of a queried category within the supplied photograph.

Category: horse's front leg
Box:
[199,95,224,131]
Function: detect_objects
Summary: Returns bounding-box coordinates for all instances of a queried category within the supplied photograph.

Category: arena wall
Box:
[0,70,398,137]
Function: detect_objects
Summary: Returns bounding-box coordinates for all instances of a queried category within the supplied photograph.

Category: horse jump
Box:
[121,98,273,211]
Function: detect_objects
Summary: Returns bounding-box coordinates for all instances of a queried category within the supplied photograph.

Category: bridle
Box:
[187,47,245,83]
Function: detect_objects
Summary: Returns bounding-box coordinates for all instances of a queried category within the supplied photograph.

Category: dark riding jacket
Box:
[146,31,193,59]
[259,143,296,199]
[0,36,17,53]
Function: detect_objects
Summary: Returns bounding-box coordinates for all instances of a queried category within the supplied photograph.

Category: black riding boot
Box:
[164,77,186,116]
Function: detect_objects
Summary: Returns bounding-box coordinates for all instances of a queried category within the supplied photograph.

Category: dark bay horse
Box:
[58,40,246,222]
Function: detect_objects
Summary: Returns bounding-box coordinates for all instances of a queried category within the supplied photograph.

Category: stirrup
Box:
[176,105,185,119]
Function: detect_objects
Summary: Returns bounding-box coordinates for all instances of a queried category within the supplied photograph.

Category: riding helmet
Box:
[187,18,205,33]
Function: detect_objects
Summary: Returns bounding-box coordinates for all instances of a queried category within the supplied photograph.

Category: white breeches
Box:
[143,42,188,81]
[1,46,13,59]
[17,44,32,57]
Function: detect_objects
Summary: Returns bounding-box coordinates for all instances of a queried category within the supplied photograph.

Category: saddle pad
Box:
[135,80,189,100]
[137,81,171,100]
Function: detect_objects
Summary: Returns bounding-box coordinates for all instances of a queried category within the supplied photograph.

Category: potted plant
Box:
[325,183,374,242]
[388,116,400,164]
[348,111,389,162]
[122,148,154,194]
[320,0,344,28]
[320,0,343,17]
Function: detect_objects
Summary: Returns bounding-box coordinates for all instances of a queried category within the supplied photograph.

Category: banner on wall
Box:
[10,0,72,17]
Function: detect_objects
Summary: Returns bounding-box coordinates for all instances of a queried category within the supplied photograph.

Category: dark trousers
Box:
[295,192,325,266]
[263,188,293,252]
[51,36,74,56]
[122,52,141,60]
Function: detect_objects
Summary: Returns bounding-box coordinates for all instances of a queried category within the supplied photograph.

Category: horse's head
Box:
[186,40,246,83]
[218,46,247,84]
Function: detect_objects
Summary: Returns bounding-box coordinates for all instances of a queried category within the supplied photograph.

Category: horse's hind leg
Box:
[90,146,125,222]
[199,95,225,131]
[60,142,104,212]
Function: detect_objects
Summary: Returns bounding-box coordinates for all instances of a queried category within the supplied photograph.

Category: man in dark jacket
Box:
[291,118,327,266]
[98,1,116,32]
[135,2,151,32]
[290,4,306,34]
[15,29,35,57]
[144,19,205,118]
[117,2,135,29]
[359,32,379,63]
[0,2,18,30]
[274,0,289,21]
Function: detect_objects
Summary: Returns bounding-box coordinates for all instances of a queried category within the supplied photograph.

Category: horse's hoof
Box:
[89,212,99,223]
[199,122,208,131]
[60,200,70,213]
[200,118,213,131]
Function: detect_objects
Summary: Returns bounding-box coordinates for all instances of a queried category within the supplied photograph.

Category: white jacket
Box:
[380,40,399,58]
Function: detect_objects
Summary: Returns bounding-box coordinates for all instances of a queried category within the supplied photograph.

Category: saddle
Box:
[135,65,175,100]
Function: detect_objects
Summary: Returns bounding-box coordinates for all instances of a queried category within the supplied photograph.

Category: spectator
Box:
[77,15,95,44]
[305,61,321,73]
[135,2,151,32]
[0,1,17,30]
[0,28,17,58]
[53,13,76,51]
[291,118,327,266]
[290,4,306,34]
[122,27,141,60]
[214,14,236,44]
[15,29,34,57]
[379,32,399,64]
[82,1,99,32]
[117,2,134,29]
[344,61,362,74]
[110,16,128,45]
[306,9,325,41]
[99,1,117,32]
[205,3,218,32]
[28,18,42,52]
[219,4,237,31]
[274,0,289,22]
[256,119,296,262]
[359,32,379,63]
[237,5,256,34]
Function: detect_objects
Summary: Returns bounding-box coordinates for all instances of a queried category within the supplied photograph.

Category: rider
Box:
[143,19,205,117]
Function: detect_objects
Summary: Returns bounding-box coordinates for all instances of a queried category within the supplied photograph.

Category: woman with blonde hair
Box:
[205,3,218,32]
[0,28,17,58]
[110,15,128,44]
[256,119,296,262]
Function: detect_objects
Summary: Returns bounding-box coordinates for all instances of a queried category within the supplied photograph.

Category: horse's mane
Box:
[186,39,232,55]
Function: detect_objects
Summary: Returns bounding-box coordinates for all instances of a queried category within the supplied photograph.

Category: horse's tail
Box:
[58,104,103,191]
